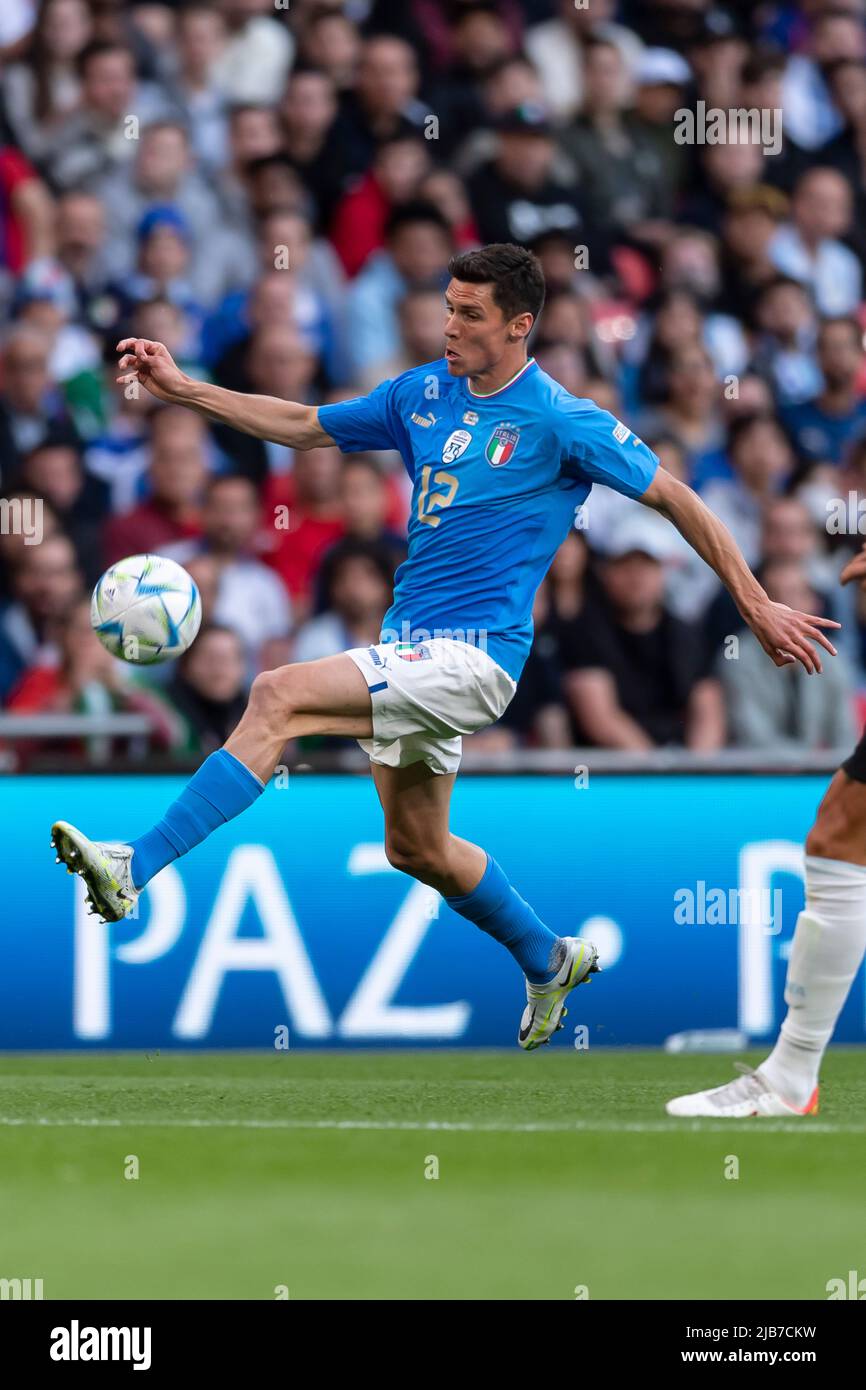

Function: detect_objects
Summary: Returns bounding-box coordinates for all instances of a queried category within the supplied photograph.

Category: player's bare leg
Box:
[371,759,485,896]
[52,655,373,920]
[225,653,373,781]
[371,760,599,1048]
[667,768,866,1117]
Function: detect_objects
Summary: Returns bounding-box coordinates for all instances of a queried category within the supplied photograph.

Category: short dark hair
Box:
[385,200,451,241]
[319,537,394,604]
[206,472,259,500]
[77,40,133,79]
[728,412,783,454]
[448,243,546,324]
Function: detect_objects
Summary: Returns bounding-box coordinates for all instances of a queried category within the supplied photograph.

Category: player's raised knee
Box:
[384,832,444,882]
[248,668,297,730]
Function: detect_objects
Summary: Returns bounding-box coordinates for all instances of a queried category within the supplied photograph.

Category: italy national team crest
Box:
[486,423,519,467]
[395,642,430,661]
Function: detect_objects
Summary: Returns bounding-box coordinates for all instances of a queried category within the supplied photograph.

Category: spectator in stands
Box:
[560,36,673,250]
[330,129,431,279]
[265,445,345,614]
[82,335,164,513]
[278,67,340,224]
[2,0,92,163]
[703,494,841,668]
[172,473,291,678]
[0,325,74,470]
[95,120,249,307]
[293,537,393,664]
[166,623,248,756]
[326,35,428,193]
[47,40,170,189]
[0,145,55,280]
[781,317,866,466]
[631,46,691,206]
[211,0,294,107]
[5,594,184,764]
[467,105,585,253]
[781,6,865,153]
[108,206,206,356]
[0,530,83,701]
[13,259,102,396]
[722,559,858,752]
[496,580,572,750]
[770,167,863,315]
[205,210,344,385]
[17,429,109,584]
[720,185,790,329]
[345,201,453,382]
[52,191,113,332]
[358,284,446,391]
[337,455,407,560]
[561,522,725,750]
[295,7,359,93]
[170,3,230,172]
[103,407,206,564]
[525,0,642,121]
[749,275,821,407]
[637,344,728,490]
[701,414,796,575]
[214,321,318,480]
[0,490,61,606]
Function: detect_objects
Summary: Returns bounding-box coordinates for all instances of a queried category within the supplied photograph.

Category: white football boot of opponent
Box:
[518,936,600,1050]
[665,1063,819,1118]
[51,820,139,922]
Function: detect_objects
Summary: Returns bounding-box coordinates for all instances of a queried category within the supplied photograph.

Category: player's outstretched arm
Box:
[640,467,840,674]
[116,338,334,450]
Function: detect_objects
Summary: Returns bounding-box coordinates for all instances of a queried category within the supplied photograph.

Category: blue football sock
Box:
[445,854,562,983]
[129,749,264,889]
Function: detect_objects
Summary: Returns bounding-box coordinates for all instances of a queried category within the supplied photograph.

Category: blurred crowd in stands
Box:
[3,0,866,765]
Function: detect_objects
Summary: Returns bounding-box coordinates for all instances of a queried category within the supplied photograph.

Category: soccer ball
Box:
[91,553,202,665]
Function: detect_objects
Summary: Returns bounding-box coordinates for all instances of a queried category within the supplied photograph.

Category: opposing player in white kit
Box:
[668,542,866,1117]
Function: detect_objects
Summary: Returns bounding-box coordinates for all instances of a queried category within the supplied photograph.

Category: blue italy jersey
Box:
[318,357,659,681]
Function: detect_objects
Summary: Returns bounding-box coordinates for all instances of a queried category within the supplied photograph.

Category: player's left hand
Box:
[744,597,840,674]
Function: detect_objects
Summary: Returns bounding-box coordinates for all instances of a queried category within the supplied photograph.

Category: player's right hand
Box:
[116,338,187,402]
[745,596,839,675]
[840,543,866,590]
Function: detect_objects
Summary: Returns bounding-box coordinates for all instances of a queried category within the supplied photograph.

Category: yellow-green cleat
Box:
[518,937,600,1050]
[51,820,139,923]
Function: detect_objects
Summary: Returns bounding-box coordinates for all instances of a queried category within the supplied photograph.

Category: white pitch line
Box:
[0,1116,864,1135]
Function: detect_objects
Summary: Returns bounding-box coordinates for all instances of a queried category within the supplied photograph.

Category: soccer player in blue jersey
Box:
[52,244,839,1051]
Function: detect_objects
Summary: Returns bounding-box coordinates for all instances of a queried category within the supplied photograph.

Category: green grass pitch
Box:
[0,1049,864,1300]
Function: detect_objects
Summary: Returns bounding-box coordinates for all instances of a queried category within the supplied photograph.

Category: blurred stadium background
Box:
[3,0,866,1306]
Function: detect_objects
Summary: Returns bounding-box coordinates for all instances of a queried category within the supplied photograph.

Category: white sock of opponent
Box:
[760,855,866,1107]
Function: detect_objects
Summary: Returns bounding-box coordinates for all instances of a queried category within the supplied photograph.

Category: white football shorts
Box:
[345,637,517,775]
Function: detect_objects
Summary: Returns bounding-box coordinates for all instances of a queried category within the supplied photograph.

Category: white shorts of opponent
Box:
[346,637,517,775]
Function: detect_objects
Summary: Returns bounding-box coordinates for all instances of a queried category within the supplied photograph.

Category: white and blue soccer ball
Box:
[91,553,202,665]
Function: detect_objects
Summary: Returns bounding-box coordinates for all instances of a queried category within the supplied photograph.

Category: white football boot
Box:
[51,820,139,922]
[518,936,600,1050]
[665,1063,819,1118]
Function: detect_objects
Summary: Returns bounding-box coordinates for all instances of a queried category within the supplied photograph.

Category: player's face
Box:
[443,280,523,376]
